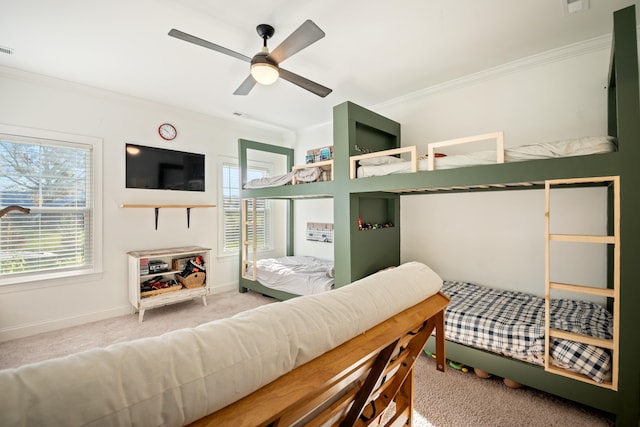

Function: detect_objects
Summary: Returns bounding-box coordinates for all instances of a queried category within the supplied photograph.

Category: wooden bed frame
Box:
[239,6,639,425]
[191,292,449,427]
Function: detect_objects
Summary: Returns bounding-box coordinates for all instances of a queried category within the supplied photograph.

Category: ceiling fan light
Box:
[251,62,279,85]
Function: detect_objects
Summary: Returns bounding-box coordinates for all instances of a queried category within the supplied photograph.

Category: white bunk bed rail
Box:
[349,131,616,180]
[426,131,505,171]
[349,131,504,179]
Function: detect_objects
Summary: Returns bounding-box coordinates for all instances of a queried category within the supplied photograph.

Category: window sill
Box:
[0,269,103,292]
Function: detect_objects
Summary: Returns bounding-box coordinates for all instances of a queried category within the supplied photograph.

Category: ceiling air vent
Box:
[0,46,14,55]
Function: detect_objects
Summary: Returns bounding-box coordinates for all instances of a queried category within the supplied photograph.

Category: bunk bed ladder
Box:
[544,176,619,390]
[241,198,258,281]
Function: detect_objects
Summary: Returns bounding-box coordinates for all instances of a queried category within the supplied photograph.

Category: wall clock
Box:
[158,123,177,141]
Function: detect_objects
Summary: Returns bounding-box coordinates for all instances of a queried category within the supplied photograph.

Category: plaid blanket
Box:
[442,281,613,383]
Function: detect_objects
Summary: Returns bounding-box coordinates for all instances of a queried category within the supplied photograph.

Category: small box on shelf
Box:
[306,145,334,163]
[148,260,169,273]
[176,272,206,289]
[171,256,192,271]
[139,258,149,275]
[174,254,206,288]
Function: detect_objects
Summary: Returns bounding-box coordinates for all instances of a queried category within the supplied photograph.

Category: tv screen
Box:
[125,144,205,191]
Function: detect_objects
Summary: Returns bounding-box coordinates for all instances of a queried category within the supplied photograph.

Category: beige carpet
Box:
[0,290,615,426]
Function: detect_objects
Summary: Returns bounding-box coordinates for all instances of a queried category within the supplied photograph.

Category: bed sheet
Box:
[244,172,294,189]
[244,167,324,189]
[441,281,613,383]
[356,136,616,177]
[253,255,334,295]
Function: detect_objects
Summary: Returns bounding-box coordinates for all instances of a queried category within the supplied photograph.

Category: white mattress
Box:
[357,136,617,177]
[243,167,323,189]
[244,172,293,189]
[253,255,334,295]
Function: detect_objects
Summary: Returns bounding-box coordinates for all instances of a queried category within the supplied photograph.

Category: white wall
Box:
[382,41,609,152]
[0,66,292,341]
[401,188,608,297]
[390,40,612,295]
[293,198,334,259]
[293,124,335,259]
[294,37,613,296]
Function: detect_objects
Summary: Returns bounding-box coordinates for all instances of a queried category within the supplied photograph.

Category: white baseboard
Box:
[208,281,238,295]
[0,305,131,343]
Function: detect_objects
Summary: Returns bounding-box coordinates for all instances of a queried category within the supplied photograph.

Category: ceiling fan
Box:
[168,20,332,98]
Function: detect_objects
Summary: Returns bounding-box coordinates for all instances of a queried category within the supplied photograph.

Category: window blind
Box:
[221,162,271,254]
[0,136,93,278]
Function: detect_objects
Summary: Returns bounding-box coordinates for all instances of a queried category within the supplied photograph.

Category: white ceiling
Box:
[0,0,637,131]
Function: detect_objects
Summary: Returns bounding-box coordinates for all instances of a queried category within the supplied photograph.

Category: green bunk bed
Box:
[238,6,638,424]
[238,139,336,301]
[333,6,638,426]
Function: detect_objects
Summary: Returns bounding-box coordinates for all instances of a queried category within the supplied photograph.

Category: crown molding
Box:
[375,33,614,111]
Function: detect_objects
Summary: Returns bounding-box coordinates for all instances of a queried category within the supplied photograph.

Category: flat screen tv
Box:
[125,143,205,191]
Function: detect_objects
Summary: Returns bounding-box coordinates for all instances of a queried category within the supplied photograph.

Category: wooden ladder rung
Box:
[546,175,618,186]
[544,365,616,390]
[549,234,615,244]
[549,282,615,298]
[548,328,614,350]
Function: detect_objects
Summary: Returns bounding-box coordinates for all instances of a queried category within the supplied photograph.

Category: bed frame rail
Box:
[350,146,417,179]
[292,159,334,184]
[349,131,505,179]
[190,292,449,427]
[426,131,504,171]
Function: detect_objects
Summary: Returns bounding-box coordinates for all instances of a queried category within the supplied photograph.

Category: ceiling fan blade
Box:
[168,29,251,63]
[233,75,257,95]
[279,68,332,98]
[269,20,325,64]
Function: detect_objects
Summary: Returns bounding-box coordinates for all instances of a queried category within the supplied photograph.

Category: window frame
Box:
[218,156,273,258]
[0,124,103,286]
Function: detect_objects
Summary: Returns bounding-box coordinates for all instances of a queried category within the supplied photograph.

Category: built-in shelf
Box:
[119,204,216,229]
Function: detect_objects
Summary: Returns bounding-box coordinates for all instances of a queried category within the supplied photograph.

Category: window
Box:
[0,125,101,285]
[220,160,271,255]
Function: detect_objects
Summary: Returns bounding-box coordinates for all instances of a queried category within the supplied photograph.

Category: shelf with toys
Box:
[127,246,211,322]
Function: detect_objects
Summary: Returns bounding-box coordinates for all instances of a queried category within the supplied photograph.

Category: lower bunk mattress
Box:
[441,281,613,383]
[249,255,334,296]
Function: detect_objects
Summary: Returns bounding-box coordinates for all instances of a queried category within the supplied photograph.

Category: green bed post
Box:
[609,5,640,426]
[237,139,295,289]
[331,102,350,287]
[332,101,402,286]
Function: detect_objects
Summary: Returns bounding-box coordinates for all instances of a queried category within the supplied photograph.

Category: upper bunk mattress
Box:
[244,167,323,189]
[251,255,334,295]
[441,281,613,383]
[356,136,616,177]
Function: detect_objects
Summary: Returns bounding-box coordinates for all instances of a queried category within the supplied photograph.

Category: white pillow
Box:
[358,155,406,166]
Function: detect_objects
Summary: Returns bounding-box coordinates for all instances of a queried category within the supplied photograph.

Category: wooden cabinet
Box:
[127,246,211,322]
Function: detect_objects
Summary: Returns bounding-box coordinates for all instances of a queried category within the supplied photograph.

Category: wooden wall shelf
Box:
[119,204,216,229]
